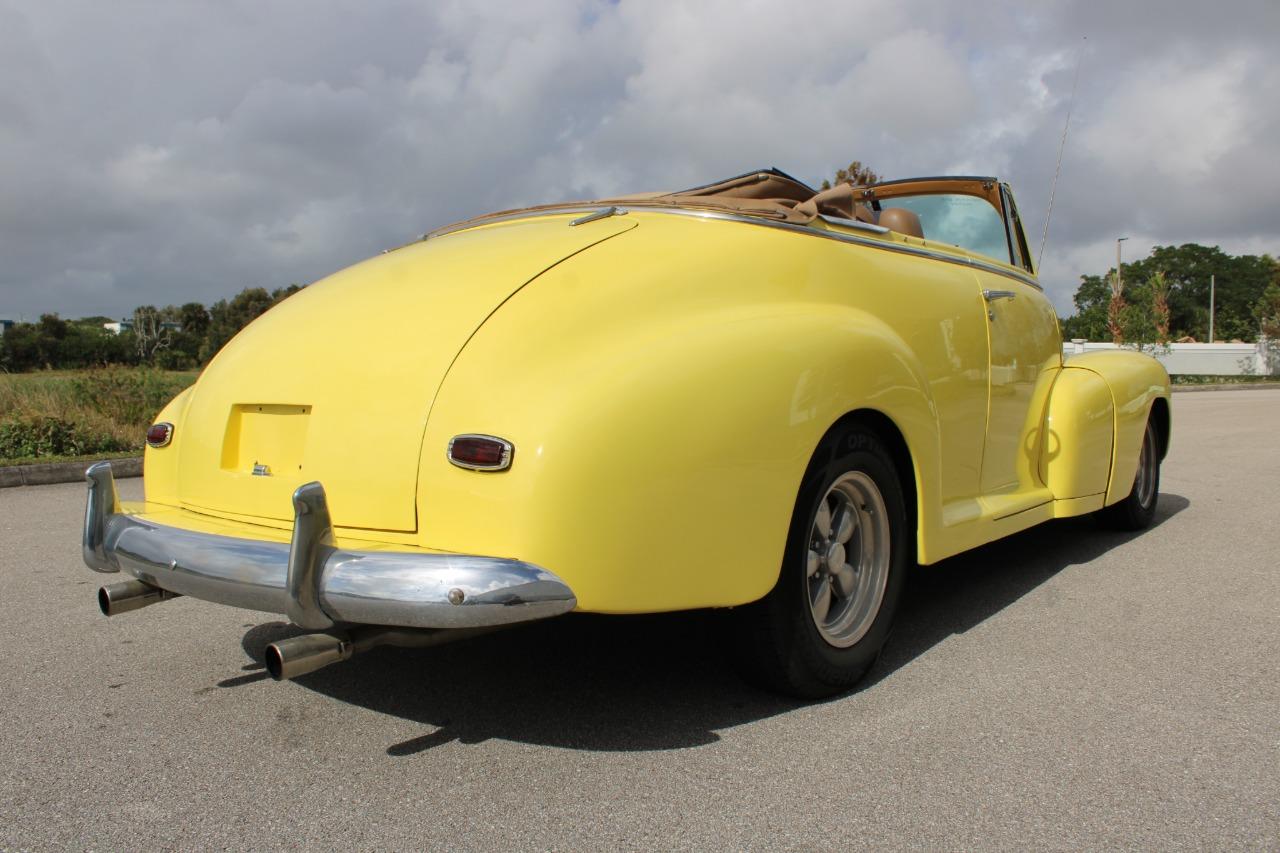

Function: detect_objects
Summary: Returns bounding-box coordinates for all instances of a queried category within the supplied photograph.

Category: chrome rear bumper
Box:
[82,462,576,630]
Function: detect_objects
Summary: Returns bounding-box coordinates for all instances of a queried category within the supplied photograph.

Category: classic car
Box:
[82,168,1170,698]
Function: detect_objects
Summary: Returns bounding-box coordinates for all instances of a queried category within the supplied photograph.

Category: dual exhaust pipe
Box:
[96,579,491,680]
[98,578,181,616]
[263,626,492,680]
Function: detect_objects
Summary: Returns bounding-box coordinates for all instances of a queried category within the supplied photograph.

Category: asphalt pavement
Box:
[1,390,1276,850]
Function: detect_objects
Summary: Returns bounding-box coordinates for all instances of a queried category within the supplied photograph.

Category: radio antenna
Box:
[1037,37,1085,271]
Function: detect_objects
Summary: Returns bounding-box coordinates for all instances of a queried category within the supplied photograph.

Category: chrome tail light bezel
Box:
[145,422,174,448]
[447,434,514,472]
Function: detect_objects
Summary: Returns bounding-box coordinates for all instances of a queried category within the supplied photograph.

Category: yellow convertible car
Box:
[82,169,1170,697]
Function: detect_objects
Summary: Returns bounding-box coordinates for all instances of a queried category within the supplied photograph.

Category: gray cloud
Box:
[1,0,1277,320]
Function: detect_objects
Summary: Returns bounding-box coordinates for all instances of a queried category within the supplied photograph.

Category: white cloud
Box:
[0,0,1276,319]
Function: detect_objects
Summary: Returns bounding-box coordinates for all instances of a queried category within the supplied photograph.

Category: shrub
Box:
[0,416,133,459]
[0,367,197,462]
[68,368,193,427]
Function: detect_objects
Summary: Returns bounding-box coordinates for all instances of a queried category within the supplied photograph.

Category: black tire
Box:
[1094,417,1161,531]
[731,425,909,699]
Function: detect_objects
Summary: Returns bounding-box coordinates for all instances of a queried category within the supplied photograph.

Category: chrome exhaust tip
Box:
[263,626,494,680]
[98,579,180,616]
[265,632,354,681]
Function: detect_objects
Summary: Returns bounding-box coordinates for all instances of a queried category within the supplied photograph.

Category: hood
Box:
[176,214,637,531]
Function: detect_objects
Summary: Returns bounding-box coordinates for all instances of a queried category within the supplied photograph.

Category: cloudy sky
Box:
[2,0,1277,320]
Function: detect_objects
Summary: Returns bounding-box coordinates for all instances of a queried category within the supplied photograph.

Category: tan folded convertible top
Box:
[427,168,884,237]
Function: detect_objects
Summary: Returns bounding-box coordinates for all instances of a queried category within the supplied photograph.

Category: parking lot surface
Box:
[1,389,1276,850]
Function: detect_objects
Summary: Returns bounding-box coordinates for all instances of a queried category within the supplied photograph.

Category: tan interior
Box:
[875,207,924,238]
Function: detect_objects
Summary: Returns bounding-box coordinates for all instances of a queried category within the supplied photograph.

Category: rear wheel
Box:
[733,426,909,698]
[1095,416,1161,531]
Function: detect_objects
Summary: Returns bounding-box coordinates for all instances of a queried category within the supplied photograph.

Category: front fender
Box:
[1060,349,1171,505]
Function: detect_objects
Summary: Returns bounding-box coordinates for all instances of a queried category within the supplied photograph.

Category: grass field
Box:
[0,368,198,465]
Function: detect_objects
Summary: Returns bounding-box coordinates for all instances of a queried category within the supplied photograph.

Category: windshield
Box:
[878,194,1010,264]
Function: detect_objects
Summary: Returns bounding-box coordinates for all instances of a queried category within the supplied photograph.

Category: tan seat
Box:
[876,207,924,238]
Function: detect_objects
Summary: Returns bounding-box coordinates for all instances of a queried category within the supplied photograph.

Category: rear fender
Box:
[421,300,939,614]
[141,385,196,506]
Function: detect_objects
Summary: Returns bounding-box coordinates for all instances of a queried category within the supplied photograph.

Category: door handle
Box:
[983,289,1017,302]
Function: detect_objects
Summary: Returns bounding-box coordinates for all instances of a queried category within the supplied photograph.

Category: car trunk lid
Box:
[175,215,636,531]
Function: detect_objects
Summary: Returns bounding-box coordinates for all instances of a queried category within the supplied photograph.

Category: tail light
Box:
[146,422,174,448]
[448,434,513,471]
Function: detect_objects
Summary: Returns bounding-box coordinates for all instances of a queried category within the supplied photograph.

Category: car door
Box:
[973,185,1061,497]
[974,269,1061,496]
[863,178,1061,503]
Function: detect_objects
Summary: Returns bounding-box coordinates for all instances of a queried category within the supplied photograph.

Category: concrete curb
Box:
[0,456,142,489]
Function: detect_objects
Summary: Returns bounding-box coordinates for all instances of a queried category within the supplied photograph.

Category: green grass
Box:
[0,449,142,468]
[0,368,198,465]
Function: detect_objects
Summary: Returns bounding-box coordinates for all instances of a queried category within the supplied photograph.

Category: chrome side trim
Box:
[969,260,1041,292]
[286,482,337,630]
[569,206,625,226]
[425,204,1043,292]
[424,206,622,240]
[81,465,577,630]
[636,206,1047,291]
[817,214,890,234]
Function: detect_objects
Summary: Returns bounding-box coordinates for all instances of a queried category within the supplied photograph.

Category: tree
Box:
[0,314,135,370]
[1107,268,1127,344]
[200,288,274,362]
[177,302,211,339]
[270,284,304,304]
[0,323,42,371]
[820,161,881,191]
[1,282,309,372]
[131,305,172,363]
[153,302,212,367]
[1060,244,1277,342]
[1149,271,1171,345]
[1257,282,1280,340]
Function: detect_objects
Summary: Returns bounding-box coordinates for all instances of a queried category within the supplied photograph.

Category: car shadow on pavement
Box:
[235,493,1188,755]
[868,492,1189,689]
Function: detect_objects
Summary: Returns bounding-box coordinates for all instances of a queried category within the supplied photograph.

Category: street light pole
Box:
[1209,274,1216,343]
[1115,236,1129,295]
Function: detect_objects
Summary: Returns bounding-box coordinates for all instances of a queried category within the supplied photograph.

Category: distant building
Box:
[103,318,181,335]
[0,319,13,336]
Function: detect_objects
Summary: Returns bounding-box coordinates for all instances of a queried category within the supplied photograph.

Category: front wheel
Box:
[1094,416,1161,531]
[732,426,909,698]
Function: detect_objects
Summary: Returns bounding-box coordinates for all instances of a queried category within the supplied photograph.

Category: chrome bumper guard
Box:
[82,462,576,630]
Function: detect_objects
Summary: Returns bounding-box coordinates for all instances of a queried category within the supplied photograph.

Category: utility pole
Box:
[1209,274,1216,343]
[1107,237,1130,345]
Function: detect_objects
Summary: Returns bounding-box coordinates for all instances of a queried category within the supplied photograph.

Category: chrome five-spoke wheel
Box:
[806,471,891,648]
[732,425,907,698]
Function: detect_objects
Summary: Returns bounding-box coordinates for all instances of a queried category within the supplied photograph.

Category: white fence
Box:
[1062,340,1278,376]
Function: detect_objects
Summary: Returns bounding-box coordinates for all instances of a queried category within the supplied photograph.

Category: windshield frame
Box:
[858,177,1035,275]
